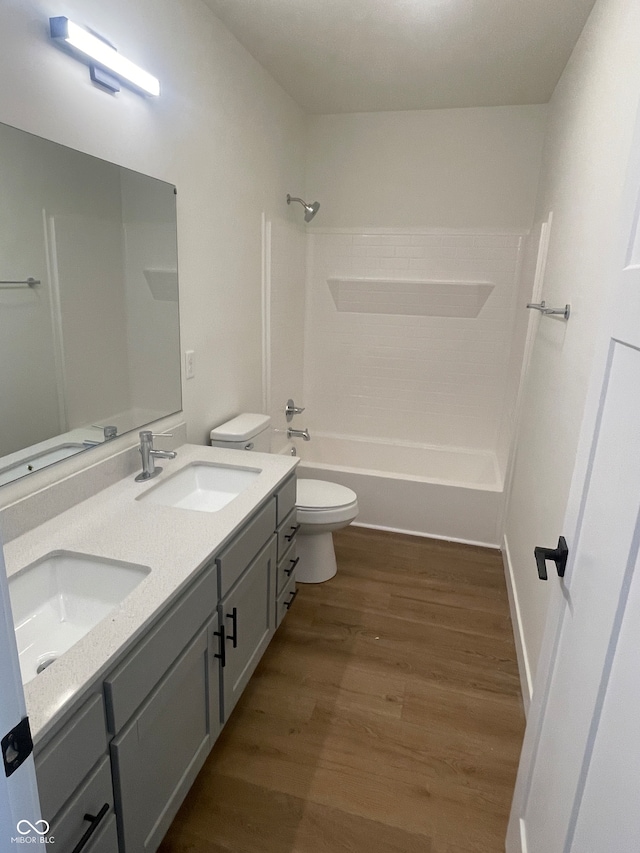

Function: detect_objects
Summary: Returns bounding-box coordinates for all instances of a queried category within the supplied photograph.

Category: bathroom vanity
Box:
[2,444,299,853]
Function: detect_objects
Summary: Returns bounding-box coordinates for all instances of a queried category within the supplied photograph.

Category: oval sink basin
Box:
[137,462,261,513]
[9,551,150,685]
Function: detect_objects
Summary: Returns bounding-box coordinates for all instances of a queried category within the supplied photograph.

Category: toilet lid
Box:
[297,479,357,510]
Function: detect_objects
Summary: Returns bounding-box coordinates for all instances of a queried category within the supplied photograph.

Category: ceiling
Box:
[202,0,597,114]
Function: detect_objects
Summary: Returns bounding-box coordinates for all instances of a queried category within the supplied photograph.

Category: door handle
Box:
[534,536,568,580]
[285,557,299,577]
[70,803,110,853]
[285,524,300,542]
[213,624,226,667]
[226,607,238,648]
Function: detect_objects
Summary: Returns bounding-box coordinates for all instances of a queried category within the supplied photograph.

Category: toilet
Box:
[210,414,358,583]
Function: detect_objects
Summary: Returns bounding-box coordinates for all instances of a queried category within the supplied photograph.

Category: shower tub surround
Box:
[303,229,526,456]
[295,433,503,546]
[289,228,526,546]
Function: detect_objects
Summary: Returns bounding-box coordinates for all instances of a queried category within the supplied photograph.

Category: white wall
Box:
[0,0,306,450]
[305,106,547,230]
[503,0,640,694]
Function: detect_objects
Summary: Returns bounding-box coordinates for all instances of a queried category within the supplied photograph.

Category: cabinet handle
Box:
[285,557,299,577]
[213,624,226,668]
[70,803,110,853]
[284,589,298,610]
[226,607,238,648]
[285,524,300,542]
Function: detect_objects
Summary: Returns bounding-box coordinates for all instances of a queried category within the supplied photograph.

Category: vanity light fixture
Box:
[49,17,160,97]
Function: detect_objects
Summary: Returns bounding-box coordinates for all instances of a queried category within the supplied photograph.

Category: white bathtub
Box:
[294,433,504,547]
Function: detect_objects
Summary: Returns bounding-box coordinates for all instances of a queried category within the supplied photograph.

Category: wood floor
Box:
[158,526,525,853]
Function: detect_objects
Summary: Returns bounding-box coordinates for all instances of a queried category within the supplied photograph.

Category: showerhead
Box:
[287,194,320,222]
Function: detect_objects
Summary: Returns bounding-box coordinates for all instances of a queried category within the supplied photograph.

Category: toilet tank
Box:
[210,413,271,452]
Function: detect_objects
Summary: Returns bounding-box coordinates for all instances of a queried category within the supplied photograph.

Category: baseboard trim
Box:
[502,533,533,713]
[352,521,499,551]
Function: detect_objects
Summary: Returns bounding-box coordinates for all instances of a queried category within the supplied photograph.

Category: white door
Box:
[506,107,640,850]
[0,538,42,846]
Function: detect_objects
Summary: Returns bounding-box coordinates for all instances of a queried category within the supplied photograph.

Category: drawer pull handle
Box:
[285,524,300,542]
[284,589,298,610]
[226,607,238,648]
[214,624,226,668]
[285,557,300,577]
[71,803,109,853]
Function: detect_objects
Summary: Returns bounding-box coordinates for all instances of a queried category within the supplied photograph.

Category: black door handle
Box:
[284,589,298,610]
[534,536,568,580]
[213,624,226,667]
[285,524,300,542]
[226,607,238,648]
[285,557,299,577]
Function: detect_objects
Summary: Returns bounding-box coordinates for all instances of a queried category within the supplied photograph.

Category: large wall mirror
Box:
[0,121,182,486]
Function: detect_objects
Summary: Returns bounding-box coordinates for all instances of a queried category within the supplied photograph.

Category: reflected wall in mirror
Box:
[0,121,182,486]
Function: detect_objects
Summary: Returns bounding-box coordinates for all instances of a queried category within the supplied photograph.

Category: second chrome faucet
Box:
[135,430,177,481]
[287,427,311,441]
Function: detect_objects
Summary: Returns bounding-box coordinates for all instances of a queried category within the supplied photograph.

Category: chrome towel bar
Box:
[0,277,40,288]
[526,300,570,320]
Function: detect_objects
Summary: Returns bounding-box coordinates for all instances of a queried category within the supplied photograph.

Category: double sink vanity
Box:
[3,443,299,853]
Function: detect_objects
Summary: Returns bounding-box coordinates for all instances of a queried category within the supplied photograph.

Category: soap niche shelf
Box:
[327,277,494,318]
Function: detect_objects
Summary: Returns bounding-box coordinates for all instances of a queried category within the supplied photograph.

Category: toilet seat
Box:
[296,479,358,525]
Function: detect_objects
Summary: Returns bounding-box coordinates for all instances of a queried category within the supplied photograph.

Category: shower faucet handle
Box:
[285,399,305,422]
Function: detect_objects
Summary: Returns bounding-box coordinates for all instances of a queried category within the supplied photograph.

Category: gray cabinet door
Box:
[220,537,276,721]
[110,616,221,853]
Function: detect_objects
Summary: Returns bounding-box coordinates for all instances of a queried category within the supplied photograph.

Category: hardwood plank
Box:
[160,773,434,853]
[158,526,525,853]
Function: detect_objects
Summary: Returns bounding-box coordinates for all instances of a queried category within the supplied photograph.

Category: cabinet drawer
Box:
[277,543,298,595]
[36,693,107,823]
[104,566,216,733]
[217,499,276,597]
[276,574,298,628]
[277,508,300,560]
[111,623,217,853]
[275,475,296,525]
[47,756,114,852]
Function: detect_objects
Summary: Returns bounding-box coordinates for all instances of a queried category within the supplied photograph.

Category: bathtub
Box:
[293,433,504,547]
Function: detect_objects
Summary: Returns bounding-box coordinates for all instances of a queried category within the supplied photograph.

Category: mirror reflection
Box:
[0,122,182,486]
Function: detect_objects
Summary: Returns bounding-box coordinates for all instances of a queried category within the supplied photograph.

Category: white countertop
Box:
[3,444,298,744]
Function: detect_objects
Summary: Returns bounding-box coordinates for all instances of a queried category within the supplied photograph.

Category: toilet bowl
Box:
[210,413,358,583]
[295,479,358,582]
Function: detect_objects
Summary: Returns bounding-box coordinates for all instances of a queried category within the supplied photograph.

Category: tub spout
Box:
[287,427,311,441]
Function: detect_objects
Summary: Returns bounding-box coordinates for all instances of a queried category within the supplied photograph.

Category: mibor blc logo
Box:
[12,820,54,844]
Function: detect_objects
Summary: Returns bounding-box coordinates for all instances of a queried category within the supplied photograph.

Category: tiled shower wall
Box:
[303,230,526,455]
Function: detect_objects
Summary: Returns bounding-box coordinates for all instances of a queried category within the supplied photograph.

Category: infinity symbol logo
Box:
[16,820,50,835]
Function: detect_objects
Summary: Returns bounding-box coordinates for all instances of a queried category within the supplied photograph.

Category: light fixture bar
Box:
[50,17,160,97]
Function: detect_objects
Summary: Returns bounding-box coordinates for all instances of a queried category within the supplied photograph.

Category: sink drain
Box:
[36,656,57,674]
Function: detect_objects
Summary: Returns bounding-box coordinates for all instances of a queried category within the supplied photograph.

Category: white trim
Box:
[352,521,498,551]
[261,214,271,415]
[0,536,42,845]
[305,225,529,236]
[43,212,69,434]
[502,533,533,714]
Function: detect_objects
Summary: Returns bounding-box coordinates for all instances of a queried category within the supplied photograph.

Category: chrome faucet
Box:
[83,424,119,447]
[287,427,311,441]
[285,399,305,422]
[135,430,177,481]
